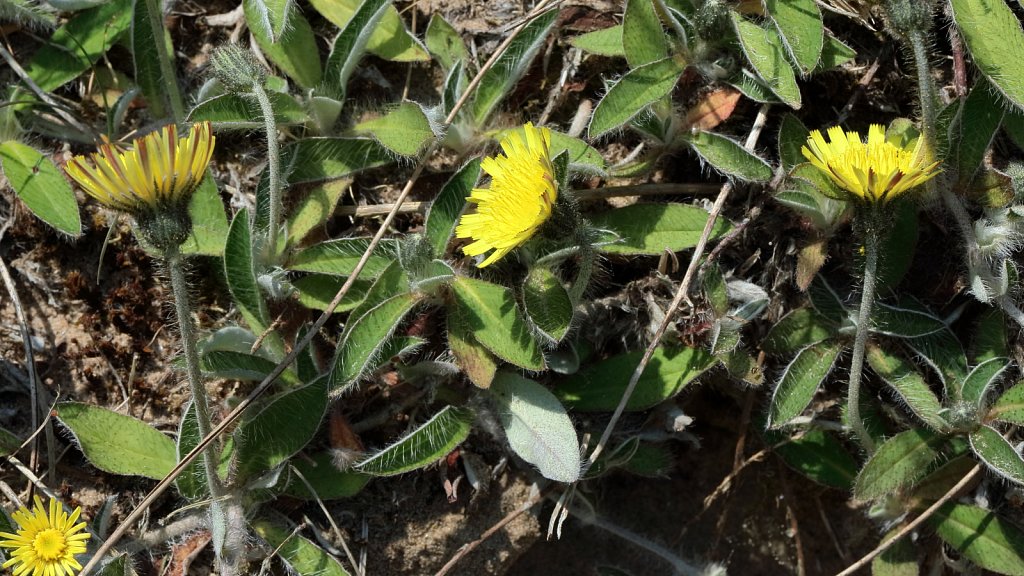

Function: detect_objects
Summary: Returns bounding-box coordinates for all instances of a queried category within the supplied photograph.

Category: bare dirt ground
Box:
[0,0,919,574]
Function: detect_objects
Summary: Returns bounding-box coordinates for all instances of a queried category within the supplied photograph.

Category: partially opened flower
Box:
[456,122,557,267]
[801,124,940,204]
[65,121,215,250]
[0,496,90,576]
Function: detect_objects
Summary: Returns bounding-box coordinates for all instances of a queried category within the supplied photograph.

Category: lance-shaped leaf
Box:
[491,372,580,483]
[0,141,80,235]
[329,292,421,391]
[175,174,229,257]
[322,0,389,98]
[930,504,1024,575]
[0,427,20,457]
[767,341,842,428]
[188,92,308,130]
[253,519,353,576]
[224,210,278,353]
[961,356,1011,407]
[623,0,667,68]
[56,402,176,480]
[284,452,370,500]
[287,238,398,276]
[285,179,351,249]
[589,56,686,138]
[523,267,573,343]
[951,82,1005,185]
[234,376,329,482]
[871,301,946,338]
[815,33,856,71]
[555,345,718,411]
[356,406,473,476]
[906,327,969,392]
[684,131,773,182]
[25,0,132,91]
[425,13,467,69]
[762,308,837,355]
[246,0,290,42]
[310,0,428,63]
[292,274,371,312]
[280,137,393,186]
[969,425,1024,485]
[872,528,919,576]
[589,203,731,255]
[766,428,858,489]
[866,345,948,432]
[570,25,625,57]
[354,101,435,156]
[764,0,822,74]
[854,427,946,501]
[973,308,1008,363]
[425,159,480,257]
[200,350,300,385]
[778,113,809,171]
[950,0,1024,110]
[471,8,557,125]
[449,276,544,371]
[176,401,233,501]
[244,0,320,89]
[130,0,171,118]
[990,381,1024,425]
[731,13,801,108]
[807,275,848,324]
[448,301,498,389]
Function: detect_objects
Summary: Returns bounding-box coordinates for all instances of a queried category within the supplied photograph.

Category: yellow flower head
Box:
[65,121,215,215]
[455,122,557,268]
[801,124,941,204]
[0,496,90,576]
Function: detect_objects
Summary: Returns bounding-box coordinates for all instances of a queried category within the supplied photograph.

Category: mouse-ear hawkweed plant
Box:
[456,122,557,267]
[802,123,941,452]
[65,121,243,573]
[0,496,90,576]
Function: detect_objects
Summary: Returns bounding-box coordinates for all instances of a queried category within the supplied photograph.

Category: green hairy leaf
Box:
[931,504,1024,575]
[0,140,80,235]
[767,341,842,428]
[590,203,731,255]
[854,428,946,501]
[56,402,176,480]
[951,0,1024,110]
[356,406,473,476]
[491,372,581,483]
[555,345,718,411]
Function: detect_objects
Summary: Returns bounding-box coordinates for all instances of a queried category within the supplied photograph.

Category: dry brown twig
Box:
[834,464,983,576]
[76,2,563,573]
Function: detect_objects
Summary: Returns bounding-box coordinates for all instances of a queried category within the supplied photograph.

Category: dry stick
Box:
[0,256,56,491]
[76,4,559,574]
[835,464,982,576]
[433,487,548,576]
[584,104,771,471]
[334,183,722,217]
[0,41,92,136]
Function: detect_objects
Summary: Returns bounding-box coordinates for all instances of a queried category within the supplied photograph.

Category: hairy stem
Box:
[165,248,242,574]
[848,209,881,454]
[251,80,282,260]
[144,0,185,122]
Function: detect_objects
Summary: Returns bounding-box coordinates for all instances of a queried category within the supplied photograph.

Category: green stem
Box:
[143,0,184,122]
[165,248,242,574]
[848,209,881,454]
[251,81,282,260]
[910,29,1024,330]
